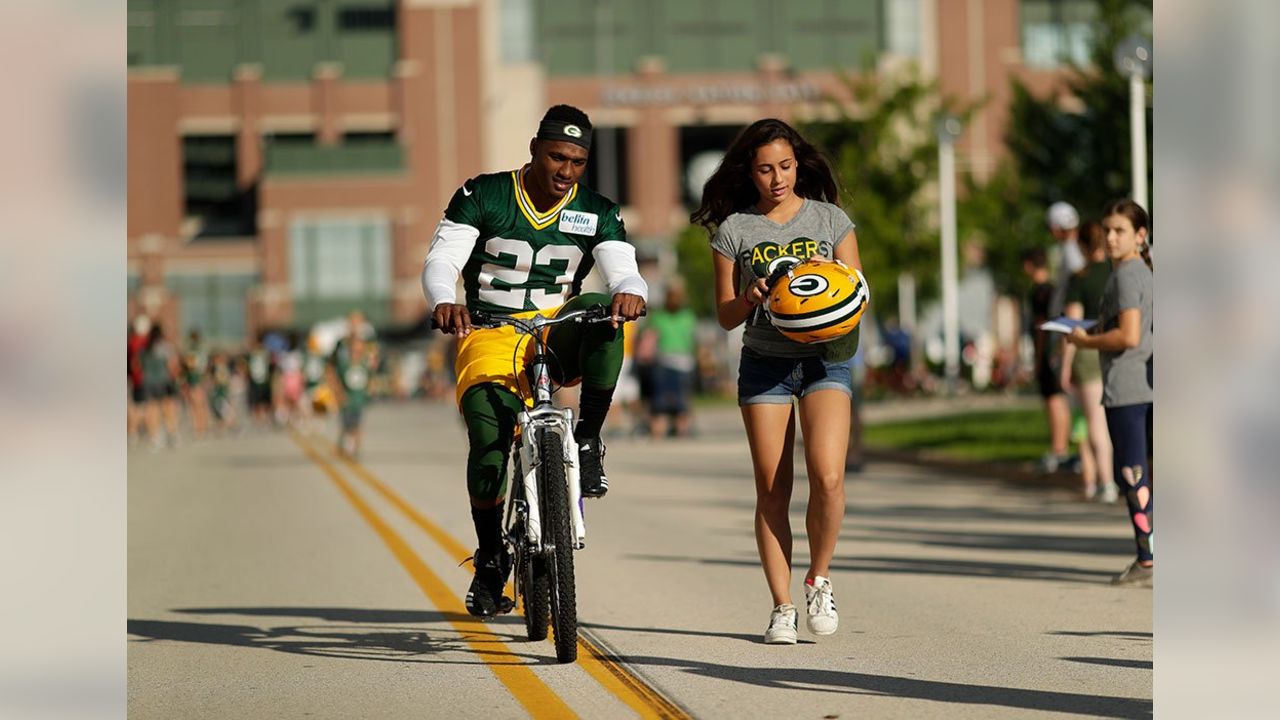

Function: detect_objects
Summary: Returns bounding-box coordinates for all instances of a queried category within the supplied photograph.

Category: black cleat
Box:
[465,547,513,617]
[579,438,609,498]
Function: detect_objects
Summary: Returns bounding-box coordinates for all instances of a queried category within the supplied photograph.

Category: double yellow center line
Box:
[290,431,688,720]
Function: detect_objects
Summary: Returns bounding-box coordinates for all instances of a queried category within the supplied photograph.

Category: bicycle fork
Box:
[514,409,587,551]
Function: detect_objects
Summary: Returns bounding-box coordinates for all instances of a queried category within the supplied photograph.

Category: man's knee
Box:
[461,383,520,502]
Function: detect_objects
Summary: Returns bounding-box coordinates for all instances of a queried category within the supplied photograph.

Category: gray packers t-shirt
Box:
[1098,257,1153,407]
[710,199,855,358]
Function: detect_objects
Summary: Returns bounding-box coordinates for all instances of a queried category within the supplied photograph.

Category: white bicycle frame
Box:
[502,311,588,551]
[514,407,585,550]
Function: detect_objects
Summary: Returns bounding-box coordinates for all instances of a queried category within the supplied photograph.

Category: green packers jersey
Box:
[336,355,373,409]
[443,170,629,313]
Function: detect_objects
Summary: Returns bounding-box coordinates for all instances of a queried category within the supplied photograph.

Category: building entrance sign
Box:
[602,82,820,107]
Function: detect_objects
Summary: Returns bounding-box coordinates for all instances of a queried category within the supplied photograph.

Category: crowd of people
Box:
[1024,200,1154,506]
[126,310,385,458]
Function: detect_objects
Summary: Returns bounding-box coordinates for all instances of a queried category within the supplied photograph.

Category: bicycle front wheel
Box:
[539,429,577,663]
[513,456,549,642]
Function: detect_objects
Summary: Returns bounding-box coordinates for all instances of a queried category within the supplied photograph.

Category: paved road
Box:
[128,401,1152,719]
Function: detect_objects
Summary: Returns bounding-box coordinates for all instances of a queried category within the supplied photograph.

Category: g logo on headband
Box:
[563,124,583,138]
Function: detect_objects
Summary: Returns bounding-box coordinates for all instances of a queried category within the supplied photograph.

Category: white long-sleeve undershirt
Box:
[421,218,479,310]
[591,240,648,301]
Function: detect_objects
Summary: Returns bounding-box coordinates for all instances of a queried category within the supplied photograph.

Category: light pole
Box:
[936,114,963,391]
[1114,35,1152,211]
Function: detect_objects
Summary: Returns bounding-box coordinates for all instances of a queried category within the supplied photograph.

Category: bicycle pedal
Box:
[498,597,516,614]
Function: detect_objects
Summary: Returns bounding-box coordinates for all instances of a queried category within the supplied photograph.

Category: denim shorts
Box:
[737,347,853,405]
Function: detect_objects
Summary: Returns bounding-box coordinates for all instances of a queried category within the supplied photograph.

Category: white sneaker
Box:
[764,603,798,644]
[1099,484,1120,504]
[805,576,839,635]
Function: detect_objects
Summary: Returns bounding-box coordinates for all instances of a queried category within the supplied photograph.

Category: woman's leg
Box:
[1046,392,1071,458]
[1072,387,1097,496]
[1106,403,1153,566]
[1081,380,1113,489]
[742,402,797,607]
[190,386,209,437]
[162,395,180,438]
[797,389,851,580]
[144,398,161,443]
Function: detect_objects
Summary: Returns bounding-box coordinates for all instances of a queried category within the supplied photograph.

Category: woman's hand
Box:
[743,277,769,307]
[1066,327,1090,347]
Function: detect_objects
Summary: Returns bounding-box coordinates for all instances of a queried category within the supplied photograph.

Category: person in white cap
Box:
[1047,201,1086,317]
[1038,201,1084,473]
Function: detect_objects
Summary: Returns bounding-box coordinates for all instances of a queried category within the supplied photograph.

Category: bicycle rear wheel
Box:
[538,429,577,663]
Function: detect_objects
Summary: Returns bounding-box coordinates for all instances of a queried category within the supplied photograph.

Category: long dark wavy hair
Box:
[690,118,839,234]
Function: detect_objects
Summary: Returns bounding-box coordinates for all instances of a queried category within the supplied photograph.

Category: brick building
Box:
[128,0,1112,345]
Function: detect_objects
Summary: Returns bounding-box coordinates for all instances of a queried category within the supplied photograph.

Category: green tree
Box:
[1003,0,1153,217]
[961,0,1152,295]
[957,164,1044,298]
[802,67,970,318]
[674,223,718,318]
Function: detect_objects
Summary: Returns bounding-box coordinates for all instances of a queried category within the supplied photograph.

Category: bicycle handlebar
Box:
[430,305,646,334]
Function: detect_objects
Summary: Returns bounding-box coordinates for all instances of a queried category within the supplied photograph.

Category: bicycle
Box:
[435,304,640,663]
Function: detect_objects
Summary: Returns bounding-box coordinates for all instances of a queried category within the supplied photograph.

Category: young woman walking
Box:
[693,118,863,643]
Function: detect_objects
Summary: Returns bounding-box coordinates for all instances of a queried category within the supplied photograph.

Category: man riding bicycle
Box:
[422,105,648,617]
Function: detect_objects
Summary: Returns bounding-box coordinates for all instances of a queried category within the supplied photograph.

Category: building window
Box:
[287,6,315,32]
[337,5,395,30]
[260,1,322,82]
[289,216,392,326]
[264,132,317,149]
[337,3,397,78]
[264,133,405,175]
[342,131,396,145]
[1020,0,1098,69]
[885,0,922,58]
[679,124,744,207]
[183,135,256,238]
[166,273,257,345]
[174,2,239,82]
[584,127,630,206]
[777,1,882,72]
[500,0,536,64]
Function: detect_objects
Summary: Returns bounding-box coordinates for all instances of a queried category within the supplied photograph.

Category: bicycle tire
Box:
[539,429,578,663]
[522,551,550,641]
[512,455,549,641]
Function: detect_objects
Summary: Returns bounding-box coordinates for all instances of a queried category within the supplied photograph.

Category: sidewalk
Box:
[689,392,1079,491]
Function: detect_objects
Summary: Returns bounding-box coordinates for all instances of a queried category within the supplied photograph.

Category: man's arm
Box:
[591,240,648,327]
[423,180,484,336]
[422,218,480,335]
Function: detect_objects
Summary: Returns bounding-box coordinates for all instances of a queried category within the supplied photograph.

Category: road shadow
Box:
[128,607,556,666]
[582,621,817,645]
[637,495,1122,527]
[627,554,1115,585]
[709,525,1133,557]
[835,526,1134,556]
[616,653,1152,718]
[1061,656,1153,670]
[1050,630,1152,641]
[176,606,455,624]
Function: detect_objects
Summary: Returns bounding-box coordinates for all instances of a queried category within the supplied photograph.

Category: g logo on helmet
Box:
[564,124,583,138]
[767,259,870,344]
